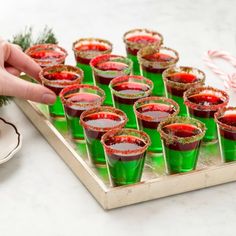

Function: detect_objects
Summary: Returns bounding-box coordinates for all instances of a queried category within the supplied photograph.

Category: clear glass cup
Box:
[138,46,179,96]
[90,54,133,106]
[40,65,83,117]
[163,66,205,116]
[215,107,236,162]
[60,84,105,140]
[73,38,112,85]
[158,116,206,174]
[184,86,229,142]
[101,128,150,186]
[109,75,153,128]
[123,28,163,75]
[134,96,179,153]
[80,106,127,166]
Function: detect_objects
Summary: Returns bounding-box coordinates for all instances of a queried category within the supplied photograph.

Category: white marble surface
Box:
[1,0,236,235]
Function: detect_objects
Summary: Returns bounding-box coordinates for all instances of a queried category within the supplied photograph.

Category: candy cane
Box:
[203,50,236,91]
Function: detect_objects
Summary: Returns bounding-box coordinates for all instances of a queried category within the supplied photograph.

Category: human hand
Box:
[0,39,56,104]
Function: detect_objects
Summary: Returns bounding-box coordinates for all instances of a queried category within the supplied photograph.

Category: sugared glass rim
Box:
[123,28,163,50]
[109,75,153,99]
[39,64,83,87]
[215,106,236,132]
[184,86,229,111]
[137,46,179,69]
[134,96,179,122]
[90,54,133,77]
[59,84,105,108]
[80,106,128,132]
[101,128,151,156]
[162,66,206,90]
[25,43,68,67]
[72,38,113,59]
[158,116,206,144]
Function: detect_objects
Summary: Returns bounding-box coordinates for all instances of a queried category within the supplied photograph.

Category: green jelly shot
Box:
[73,38,112,85]
[138,46,179,96]
[184,86,229,142]
[163,66,205,116]
[60,84,105,140]
[101,128,150,186]
[215,107,236,162]
[110,75,153,129]
[80,106,127,166]
[158,116,206,174]
[123,28,163,75]
[90,54,133,106]
[40,64,83,117]
[134,96,179,153]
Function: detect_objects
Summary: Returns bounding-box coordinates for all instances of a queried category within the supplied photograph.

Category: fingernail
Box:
[42,93,56,104]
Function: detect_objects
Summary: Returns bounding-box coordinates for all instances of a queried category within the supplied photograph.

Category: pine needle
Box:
[35,25,58,44]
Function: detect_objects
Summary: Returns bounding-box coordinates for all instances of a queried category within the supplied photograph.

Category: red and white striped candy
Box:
[203,50,236,91]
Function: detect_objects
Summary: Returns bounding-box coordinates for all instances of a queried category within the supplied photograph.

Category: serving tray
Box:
[14,98,236,210]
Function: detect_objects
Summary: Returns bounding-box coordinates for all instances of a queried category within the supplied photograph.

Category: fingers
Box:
[5,66,21,76]
[1,41,41,82]
[0,71,56,104]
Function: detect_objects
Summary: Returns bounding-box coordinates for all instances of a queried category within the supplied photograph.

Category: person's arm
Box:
[0,39,56,104]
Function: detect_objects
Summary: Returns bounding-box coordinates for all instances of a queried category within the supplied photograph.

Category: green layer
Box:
[127,53,140,75]
[85,136,106,165]
[66,115,84,139]
[48,96,65,117]
[166,92,187,117]
[106,154,146,186]
[219,135,236,162]
[96,82,113,106]
[113,101,137,128]
[163,146,200,174]
[141,70,165,96]
[76,62,94,85]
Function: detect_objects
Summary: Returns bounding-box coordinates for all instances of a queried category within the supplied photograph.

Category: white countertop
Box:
[1,0,236,235]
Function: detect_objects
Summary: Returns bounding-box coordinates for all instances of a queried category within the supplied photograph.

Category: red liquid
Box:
[126,35,159,55]
[142,53,175,73]
[113,82,150,104]
[162,123,201,151]
[166,73,198,96]
[137,103,176,129]
[218,114,236,140]
[167,73,197,83]
[44,72,79,95]
[83,112,124,139]
[188,94,225,118]
[96,61,128,71]
[104,136,146,161]
[29,50,64,60]
[127,35,158,44]
[75,44,109,64]
[64,93,101,117]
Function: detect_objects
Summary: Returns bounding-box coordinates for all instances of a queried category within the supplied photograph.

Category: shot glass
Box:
[134,96,179,153]
[138,46,179,96]
[90,54,133,106]
[25,44,68,68]
[72,38,112,85]
[40,65,83,117]
[158,116,206,174]
[109,75,153,128]
[101,128,150,186]
[60,84,105,140]
[215,107,236,162]
[123,28,163,75]
[80,106,127,166]
[163,66,205,116]
[184,86,229,142]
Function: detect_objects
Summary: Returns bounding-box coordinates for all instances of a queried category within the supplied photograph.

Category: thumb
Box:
[0,71,56,104]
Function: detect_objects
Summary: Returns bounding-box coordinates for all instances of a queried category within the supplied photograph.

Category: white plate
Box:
[0,117,22,164]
